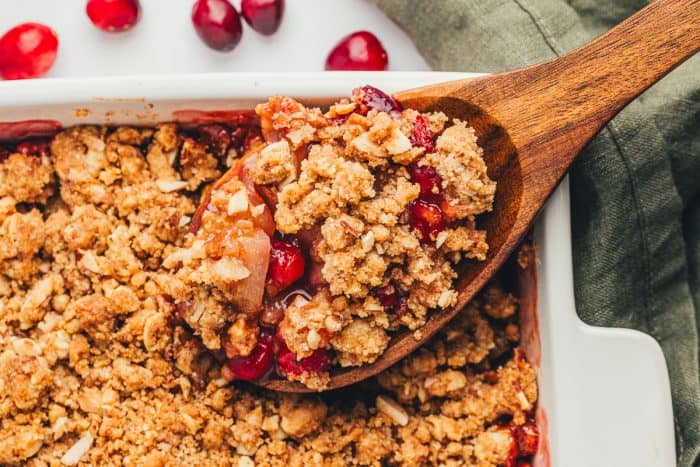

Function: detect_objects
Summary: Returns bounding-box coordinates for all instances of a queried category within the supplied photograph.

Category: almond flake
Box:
[376,395,409,426]
[156,179,187,193]
[516,391,531,410]
[435,231,448,249]
[361,231,375,253]
[61,431,94,465]
[178,215,191,227]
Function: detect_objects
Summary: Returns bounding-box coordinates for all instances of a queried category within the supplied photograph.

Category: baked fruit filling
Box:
[161,86,496,389]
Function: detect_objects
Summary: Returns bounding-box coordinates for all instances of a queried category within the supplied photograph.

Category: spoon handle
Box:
[469,0,699,176]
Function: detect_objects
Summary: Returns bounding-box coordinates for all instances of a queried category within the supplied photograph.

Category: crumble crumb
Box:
[0,109,536,465]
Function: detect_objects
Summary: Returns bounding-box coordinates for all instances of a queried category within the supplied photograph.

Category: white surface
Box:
[0,72,677,467]
[0,0,430,76]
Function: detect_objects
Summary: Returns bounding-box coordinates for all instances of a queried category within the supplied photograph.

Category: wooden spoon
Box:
[259,0,699,392]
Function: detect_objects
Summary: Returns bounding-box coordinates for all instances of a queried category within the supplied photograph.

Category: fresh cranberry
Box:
[0,23,58,80]
[325,31,388,71]
[408,200,446,241]
[410,114,435,153]
[226,330,274,380]
[191,0,243,52]
[514,421,539,457]
[352,85,402,114]
[241,0,284,35]
[86,0,141,32]
[268,240,306,293]
[515,462,532,467]
[198,124,231,155]
[275,334,332,377]
[410,164,442,202]
[15,139,51,157]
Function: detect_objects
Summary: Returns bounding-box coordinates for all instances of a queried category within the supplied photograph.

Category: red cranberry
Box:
[191,0,243,52]
[410,114,435,153]
[325,31,388,71]
[514,421,539,457]
[268,240,306,293]
[408,200,446,241]
[410,164,442,202]
[505,434,519,467]
[198,124,231,155]
[515,462,532,467]
[86,0,141,32]
[275,334,332,377]
[15,139,51,157]
[0,23,58,80]
[352,85,402,114]
[226,330,274,380]
[372,284,397,308]
[241,0,284,35]
[372,284,409,317]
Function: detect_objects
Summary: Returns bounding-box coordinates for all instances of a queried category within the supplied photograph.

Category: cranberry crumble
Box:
[161,87,496,390]
[0,87,538,466]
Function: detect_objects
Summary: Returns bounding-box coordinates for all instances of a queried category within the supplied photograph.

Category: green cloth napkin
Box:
[372,0,699,465]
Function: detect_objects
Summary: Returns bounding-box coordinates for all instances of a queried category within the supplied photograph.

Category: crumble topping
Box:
[0,89,538,465]
[161,88,496,389]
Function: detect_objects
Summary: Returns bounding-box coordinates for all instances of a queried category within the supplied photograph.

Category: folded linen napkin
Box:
[372,0,699,464]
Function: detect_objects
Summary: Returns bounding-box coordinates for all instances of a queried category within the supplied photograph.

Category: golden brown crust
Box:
[0,116,535,466]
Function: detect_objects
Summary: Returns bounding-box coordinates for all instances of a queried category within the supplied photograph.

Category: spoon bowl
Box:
[259,0,699,392]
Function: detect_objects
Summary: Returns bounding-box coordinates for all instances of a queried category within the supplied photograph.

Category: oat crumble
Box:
[0,85,539,466]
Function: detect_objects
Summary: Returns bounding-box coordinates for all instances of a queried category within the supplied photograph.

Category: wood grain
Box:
[261,0,700,392]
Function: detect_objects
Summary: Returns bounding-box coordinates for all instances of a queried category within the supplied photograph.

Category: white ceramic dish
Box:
[0,72,675,467]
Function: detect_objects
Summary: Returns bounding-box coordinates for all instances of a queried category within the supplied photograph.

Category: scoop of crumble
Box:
[162,86,496,390]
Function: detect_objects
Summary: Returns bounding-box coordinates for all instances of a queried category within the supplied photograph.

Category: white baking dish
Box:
[0,72,675,467]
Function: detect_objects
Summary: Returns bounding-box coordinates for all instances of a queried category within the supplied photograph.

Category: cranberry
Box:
[275,334,332,377]
[198,124,231,155]
[267,240,305,293]
[226,330,274,380]
[86,0,141,32]
[410,114,435,153]
[410,164,442,202]
[191,0,243,52]
[241,0,284,35]
[325,31,388,71]
[513,421,539,457]
[0,23,58,80]
[352,85,402,115]
[372,284,409,317]
[515,462,532,467]
[408,200,446,241]
[372,284,397,308]
[15,139,51,157]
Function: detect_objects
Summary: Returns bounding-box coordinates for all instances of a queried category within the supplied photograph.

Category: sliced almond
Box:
[376,395,409,426]
[60,431,94,466]
[435,231,448,249]
[156,179,187,193]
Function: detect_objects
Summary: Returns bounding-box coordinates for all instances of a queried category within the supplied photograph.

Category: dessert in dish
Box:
[0,86,538,466]
[162,86,496,389]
